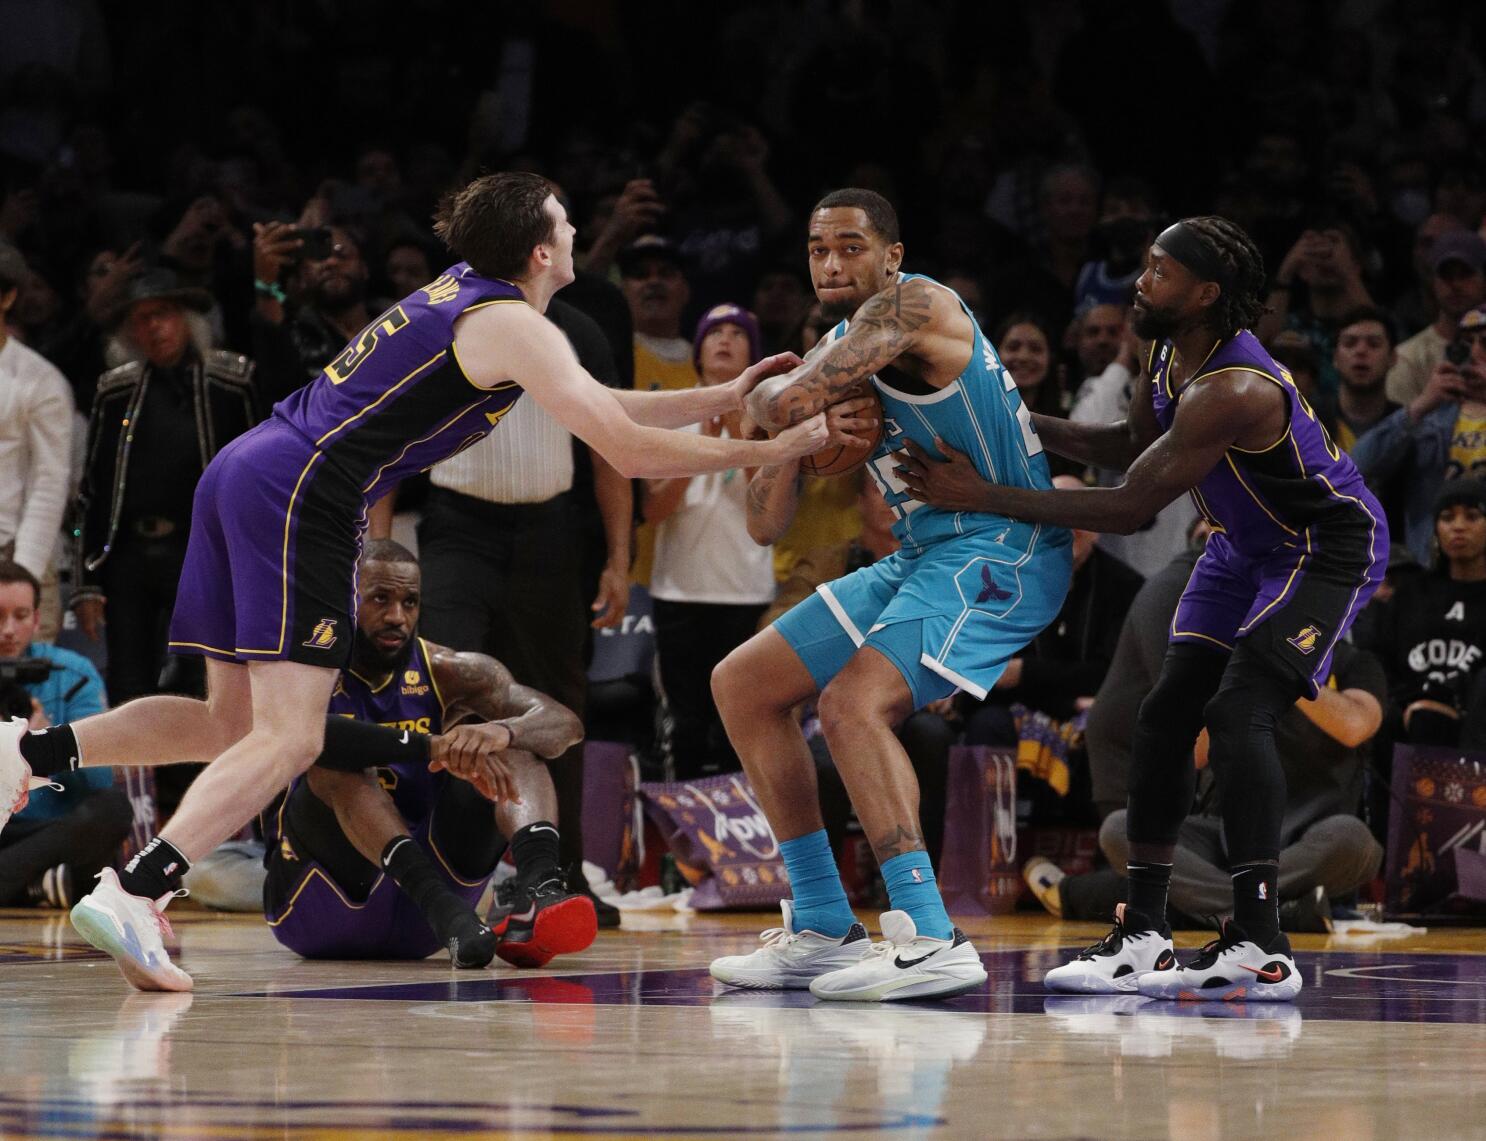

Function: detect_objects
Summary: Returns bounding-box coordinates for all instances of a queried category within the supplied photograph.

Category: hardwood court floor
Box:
[3,906,1486,1140]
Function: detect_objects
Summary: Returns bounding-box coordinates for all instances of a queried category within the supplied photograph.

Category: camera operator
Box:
[1355,304,1486,563]
[0,560,131,908]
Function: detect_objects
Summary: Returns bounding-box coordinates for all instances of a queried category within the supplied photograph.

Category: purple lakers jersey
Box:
[273,264,525,501]
[328,637,447,823]
[1150,330,1386,561]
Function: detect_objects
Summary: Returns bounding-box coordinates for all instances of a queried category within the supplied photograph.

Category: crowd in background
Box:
[3,0,1486,922]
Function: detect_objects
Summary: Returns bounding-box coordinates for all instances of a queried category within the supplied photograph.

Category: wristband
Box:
[254,278,287,303]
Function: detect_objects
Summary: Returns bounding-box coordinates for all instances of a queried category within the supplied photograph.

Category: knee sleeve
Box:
[1126,644,1228,846]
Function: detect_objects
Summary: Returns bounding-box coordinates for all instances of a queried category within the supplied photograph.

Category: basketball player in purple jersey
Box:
[265,540,595,970]
[0,172,837,991]
[899,217,1388,1001]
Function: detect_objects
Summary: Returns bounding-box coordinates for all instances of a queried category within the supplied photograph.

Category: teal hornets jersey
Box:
[833,272,1061,554]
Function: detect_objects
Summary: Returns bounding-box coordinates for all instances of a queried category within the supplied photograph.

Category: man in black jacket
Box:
[73,269,261,708]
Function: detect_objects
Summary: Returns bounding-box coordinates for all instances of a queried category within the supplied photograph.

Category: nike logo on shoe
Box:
[1240,962,1289,983]
[1154,950,1176,970]
[894,950,938,969]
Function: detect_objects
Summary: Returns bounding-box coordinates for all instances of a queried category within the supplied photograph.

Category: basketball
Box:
[799,389,884,477]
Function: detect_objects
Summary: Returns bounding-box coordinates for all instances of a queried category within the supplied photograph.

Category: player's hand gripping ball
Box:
[799,391,884,477]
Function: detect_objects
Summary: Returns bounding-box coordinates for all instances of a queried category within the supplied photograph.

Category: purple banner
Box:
[639,773,788,910]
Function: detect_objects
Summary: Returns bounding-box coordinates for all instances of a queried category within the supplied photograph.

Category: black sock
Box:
[381,836,487,947]
[118,837,190,899]
[1231,861,1280,945]
[1125,861,1173,932]
[314,717,431,773]
[18,725,81,778]
[510,822,561,885]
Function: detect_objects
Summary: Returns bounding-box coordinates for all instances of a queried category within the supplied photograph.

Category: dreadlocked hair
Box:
[1180,215,1268,337]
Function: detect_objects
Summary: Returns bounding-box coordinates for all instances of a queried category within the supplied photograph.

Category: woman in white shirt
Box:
[645,305,775,780]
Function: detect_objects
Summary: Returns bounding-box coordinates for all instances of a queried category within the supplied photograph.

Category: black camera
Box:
[0,658,51,722]
[0,657,55,686]
[291,226,335,261]
[1445,339,1472,367]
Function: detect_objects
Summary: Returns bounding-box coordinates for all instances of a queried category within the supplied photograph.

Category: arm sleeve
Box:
[13,364,75,578]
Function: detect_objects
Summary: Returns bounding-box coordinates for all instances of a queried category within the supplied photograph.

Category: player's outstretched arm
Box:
[897,373,1274,534]
[746,275,939,431]
[1029,344,1161,471]
[455,304,831,477]
[611,352,804,428]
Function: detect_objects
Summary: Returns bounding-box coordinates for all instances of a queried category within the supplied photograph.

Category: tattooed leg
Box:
[814,648,925,866]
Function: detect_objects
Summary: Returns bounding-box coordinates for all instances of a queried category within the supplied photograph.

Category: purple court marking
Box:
[0,944,108,965]
[0,1094,942,1137]
[225,948,1486,1025]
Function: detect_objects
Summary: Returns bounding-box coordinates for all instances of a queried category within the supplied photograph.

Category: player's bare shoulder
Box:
[1175,366,1289,448]
[855,274,973,381]
[426,643,515,702]
[450,297,554,390]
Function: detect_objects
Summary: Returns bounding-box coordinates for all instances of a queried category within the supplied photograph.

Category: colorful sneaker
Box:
[1044,904,1176,994]
[1023,856,1065,917]
[808,910,986,1002]
[493,873,598,968]
[710,900,870,990]
[70,868,193,992]
[0,716,57,835]
[1137,920,1301,1002]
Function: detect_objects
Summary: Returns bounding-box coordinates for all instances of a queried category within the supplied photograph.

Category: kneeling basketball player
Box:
[264,540,595,968]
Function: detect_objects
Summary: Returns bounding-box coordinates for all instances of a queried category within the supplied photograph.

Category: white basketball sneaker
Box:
[1044,903,1177,994]
[1138,920,1301,1003]
[808,910,987,1002]
[0,716,60,835]
[709,900,870,989]
[71,868,193,992]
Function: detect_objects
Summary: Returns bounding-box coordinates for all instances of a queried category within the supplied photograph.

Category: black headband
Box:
[1156,221,1232,290]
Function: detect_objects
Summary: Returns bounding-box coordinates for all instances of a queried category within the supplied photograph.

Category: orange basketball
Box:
[799,389,884,477]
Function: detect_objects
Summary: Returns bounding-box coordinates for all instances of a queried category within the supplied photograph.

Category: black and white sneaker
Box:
[807,910,987,1002]
[1138,920,1301,1002]
[1044,903,1177,994]
[25,864,74,909]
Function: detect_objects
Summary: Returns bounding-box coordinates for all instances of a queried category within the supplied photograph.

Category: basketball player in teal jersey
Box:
[707,189,1073,1002]
[0,173,839,992]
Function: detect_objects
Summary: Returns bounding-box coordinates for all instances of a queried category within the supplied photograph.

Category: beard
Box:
[819,297,856,323]
[352,626,415,673]
[312,272,367,311]
[1131,300,1181,341]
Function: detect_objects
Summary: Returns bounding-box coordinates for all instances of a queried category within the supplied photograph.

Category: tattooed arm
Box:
[746,276,938,430]
[746,460,805,545]
[429,645,584,759]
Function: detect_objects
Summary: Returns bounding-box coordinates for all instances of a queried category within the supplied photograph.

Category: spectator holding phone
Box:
[1385,232,1486,408]
[249,217,373,404]
[1354,304,1486,563]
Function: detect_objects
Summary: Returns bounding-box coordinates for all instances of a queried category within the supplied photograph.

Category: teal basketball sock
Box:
[779,830,856,938]
[881,851,954,940]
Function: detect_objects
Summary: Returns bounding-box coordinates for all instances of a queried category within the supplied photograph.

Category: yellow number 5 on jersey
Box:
[325,305,411,385]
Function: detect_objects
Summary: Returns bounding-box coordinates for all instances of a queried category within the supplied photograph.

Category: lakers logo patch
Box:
[1287,624,1322,655]
[303,619,339,649]
[404,670,420,686]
